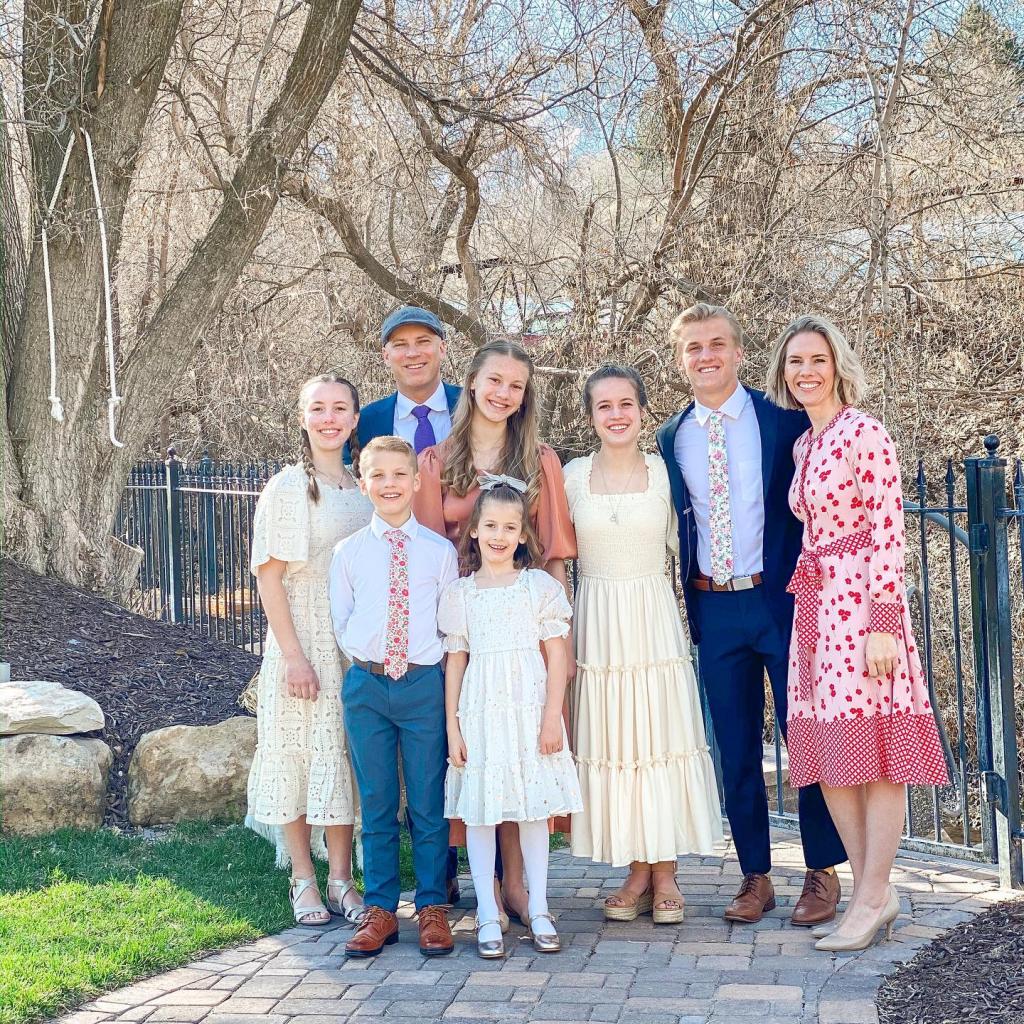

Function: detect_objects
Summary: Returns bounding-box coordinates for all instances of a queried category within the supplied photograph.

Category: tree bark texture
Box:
[5,0,363,589]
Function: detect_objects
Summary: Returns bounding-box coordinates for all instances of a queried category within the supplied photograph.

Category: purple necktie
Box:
[411,405,437,453]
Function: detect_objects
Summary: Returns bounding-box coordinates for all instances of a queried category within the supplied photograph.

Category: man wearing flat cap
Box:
[356,306,461,453]
[351,305,463,906]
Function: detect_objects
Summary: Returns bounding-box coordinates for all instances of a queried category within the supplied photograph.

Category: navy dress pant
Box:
[692,586,847,876]
[343,662,448,911]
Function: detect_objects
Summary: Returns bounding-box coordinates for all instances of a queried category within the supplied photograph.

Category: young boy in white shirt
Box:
[329,435,459,958]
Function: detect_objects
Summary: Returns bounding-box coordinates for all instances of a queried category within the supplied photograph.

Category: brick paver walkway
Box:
[61,830,1010,1024]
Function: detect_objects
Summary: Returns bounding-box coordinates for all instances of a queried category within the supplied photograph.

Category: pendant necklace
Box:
[594,452,644,524]
[317,465,354,490]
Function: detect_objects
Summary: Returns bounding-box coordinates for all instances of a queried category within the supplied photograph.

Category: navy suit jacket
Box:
[654,388,809,645]
[347,382,462,461]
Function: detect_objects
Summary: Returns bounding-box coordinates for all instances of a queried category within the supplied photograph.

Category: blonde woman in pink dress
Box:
[766,315,948,953]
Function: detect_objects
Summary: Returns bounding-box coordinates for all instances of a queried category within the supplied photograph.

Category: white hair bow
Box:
[478,472,528,494]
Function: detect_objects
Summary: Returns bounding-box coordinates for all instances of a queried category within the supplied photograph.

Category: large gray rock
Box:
[0,681,104,736]
[128,716,257,826]
[0,734,112,834]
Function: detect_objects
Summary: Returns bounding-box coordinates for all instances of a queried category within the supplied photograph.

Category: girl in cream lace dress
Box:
[246,375,372,926]
[567,366,722,923]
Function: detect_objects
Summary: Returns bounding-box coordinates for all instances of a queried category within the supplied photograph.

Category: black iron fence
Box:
[116,436,1024,886]
[117,453,276,654]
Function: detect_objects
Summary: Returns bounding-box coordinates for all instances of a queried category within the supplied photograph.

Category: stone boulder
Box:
[0,681,104,736]
[128,716,257,826]
[0,735,112,834]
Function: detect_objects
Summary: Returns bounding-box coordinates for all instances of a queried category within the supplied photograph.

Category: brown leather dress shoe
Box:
[791,869,841,927]
[418,905,454,956]
[344,906,399,957]
[724,873,776,923]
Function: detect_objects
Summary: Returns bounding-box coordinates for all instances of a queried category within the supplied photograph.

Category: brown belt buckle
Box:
[692,573,761,592]
[729,574,758,591]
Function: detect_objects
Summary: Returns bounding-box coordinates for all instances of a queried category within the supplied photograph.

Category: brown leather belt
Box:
[353,658,431,676]
[691,572,763,593]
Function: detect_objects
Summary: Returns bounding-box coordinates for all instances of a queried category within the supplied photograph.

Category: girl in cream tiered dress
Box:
[566,454,722,880]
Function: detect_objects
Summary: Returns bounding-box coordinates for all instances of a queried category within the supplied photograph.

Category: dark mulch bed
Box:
[877,898,1024,1024]
[1,557,258,826]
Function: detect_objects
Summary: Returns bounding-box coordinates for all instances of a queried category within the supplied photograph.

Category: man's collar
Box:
[370,511,419,539]
[395,380,448,417]
[693,383,748,426]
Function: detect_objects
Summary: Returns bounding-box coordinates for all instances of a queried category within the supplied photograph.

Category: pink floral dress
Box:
[785,407,949,789]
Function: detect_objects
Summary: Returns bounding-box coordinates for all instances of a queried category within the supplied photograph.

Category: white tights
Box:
[467,820,554,943]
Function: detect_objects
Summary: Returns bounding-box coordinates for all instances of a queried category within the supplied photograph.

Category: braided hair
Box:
[297,374,361,503]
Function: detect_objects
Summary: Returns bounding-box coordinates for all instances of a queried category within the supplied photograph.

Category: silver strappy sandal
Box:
[289,876,332,927]
[326,877,365,925]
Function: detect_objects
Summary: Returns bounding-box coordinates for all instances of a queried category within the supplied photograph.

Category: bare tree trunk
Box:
[4,0,363,589]
[0,92,28,546]
[0,92,26,369]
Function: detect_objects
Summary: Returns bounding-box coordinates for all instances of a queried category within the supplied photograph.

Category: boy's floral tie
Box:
[383,529,410,679]
[707,410,735,585]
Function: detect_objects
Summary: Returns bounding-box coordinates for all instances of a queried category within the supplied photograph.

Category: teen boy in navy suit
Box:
[351,305,462,904]
[655,303,847,927]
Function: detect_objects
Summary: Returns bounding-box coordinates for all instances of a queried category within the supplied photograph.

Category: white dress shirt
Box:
[674,384,765,578]
[393,380,454,447]
[329,512,459,665]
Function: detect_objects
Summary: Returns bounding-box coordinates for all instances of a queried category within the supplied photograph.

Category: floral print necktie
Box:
[383,529,410,679]
[707,410,734,585]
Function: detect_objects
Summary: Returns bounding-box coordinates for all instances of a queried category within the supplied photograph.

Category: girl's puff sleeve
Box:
[536,445,577,561]
[250,466,309,574]
[531,569,572,641]
[437,578,470,653]
[414,446,447,537]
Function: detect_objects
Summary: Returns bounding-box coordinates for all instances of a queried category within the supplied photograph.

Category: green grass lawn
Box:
[0,822,565,1024]
[0,823,372,1024]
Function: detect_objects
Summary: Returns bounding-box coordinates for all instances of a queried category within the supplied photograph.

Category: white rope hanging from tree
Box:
[41,135,76,423]
[40,127,124,447]
[83,128,123,447]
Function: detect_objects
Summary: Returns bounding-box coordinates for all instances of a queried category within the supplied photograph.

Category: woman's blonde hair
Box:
[442,340,542,511]
[765,314,867,410]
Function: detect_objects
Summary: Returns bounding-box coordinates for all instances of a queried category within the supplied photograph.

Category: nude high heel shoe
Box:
[814,885,899,952]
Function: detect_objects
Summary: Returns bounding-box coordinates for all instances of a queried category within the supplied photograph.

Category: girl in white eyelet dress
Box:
[440,482,583,956]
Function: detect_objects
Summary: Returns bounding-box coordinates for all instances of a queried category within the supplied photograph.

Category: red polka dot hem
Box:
[788,712,950,788]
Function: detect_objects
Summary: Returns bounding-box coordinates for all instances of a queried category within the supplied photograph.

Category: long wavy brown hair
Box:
[298,374,361,502]
[442,340,542,511]
[458,484,544,575]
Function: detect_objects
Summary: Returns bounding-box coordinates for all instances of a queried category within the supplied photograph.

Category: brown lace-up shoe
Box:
[418,905,454,956]
[791,869,841,927]
[723,873,776,923]
[344,906,399,957]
